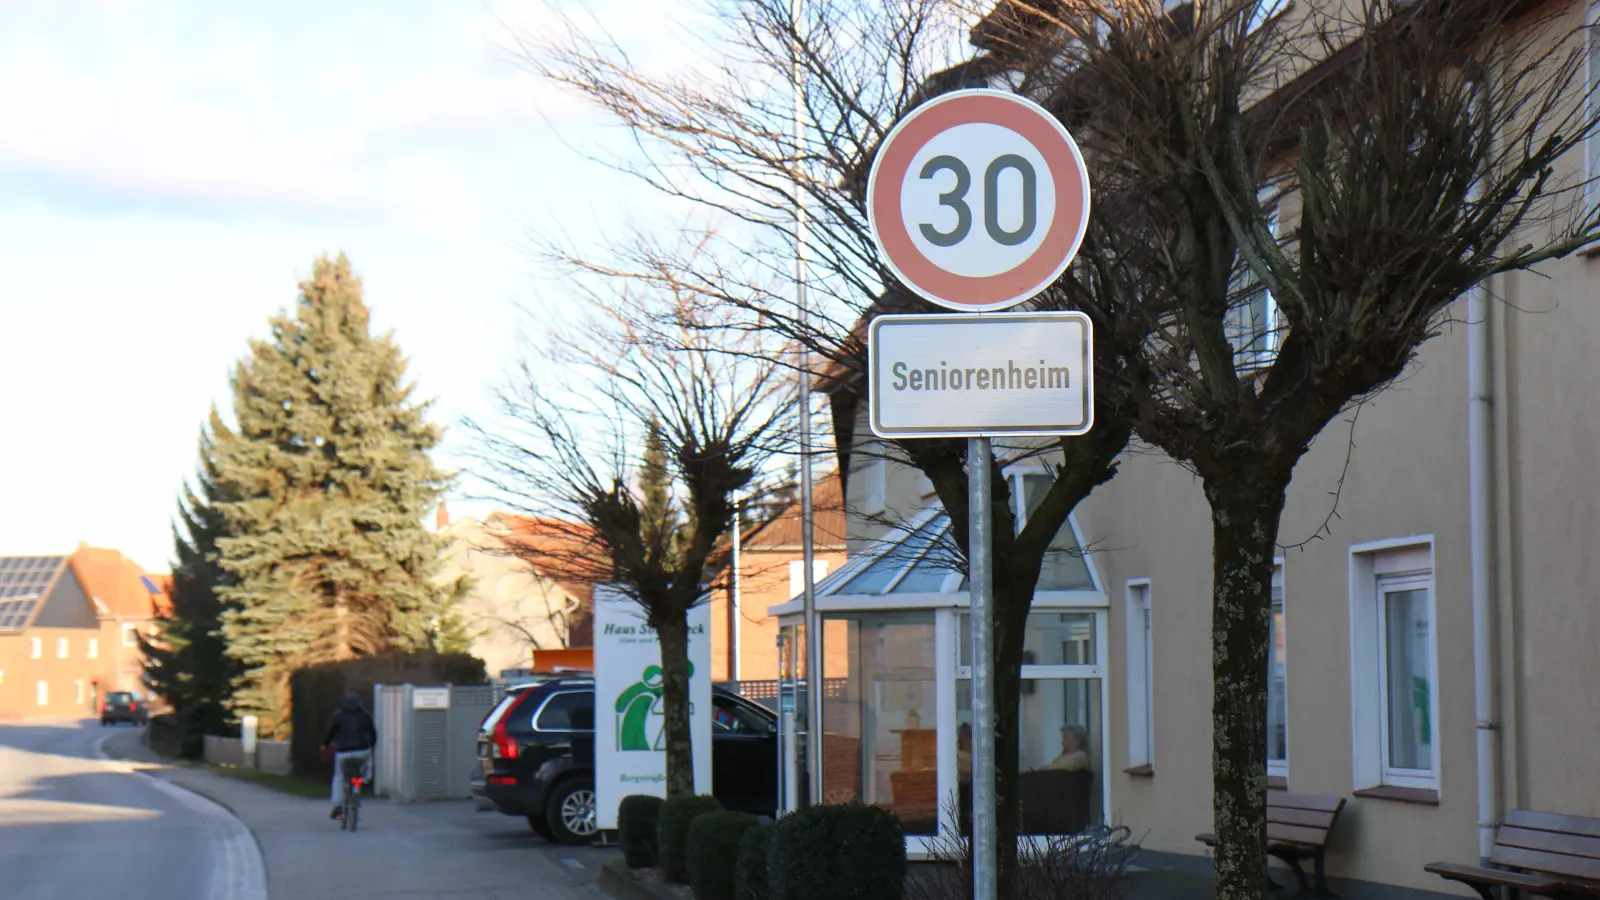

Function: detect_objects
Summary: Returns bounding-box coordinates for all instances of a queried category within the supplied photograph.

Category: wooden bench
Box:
[1426,810,1600,899]
[1197,791,1347,898]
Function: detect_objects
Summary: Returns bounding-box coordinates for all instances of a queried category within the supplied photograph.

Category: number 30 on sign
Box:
[867,90,1092,313]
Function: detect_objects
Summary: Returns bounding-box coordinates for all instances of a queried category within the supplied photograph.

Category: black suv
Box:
[472,676,778,844]
[100,691,148,726]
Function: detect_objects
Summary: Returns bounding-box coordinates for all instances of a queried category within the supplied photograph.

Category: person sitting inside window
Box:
[1042,724,1090,772]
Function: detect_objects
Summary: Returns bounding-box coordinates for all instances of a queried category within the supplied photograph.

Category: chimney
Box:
[436,502,450,531]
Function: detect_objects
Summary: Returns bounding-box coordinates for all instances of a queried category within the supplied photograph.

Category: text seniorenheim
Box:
[868,311,1093,438]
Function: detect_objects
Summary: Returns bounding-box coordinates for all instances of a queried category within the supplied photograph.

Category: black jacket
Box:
[324,701,377,752]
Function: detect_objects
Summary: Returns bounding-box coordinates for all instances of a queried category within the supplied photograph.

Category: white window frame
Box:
[1125,579,1154,768]
[88,638,98,660]
[1267,560,1289,780]
[1348,537,1441,793]
[75,679,85,704]
[56,637,68,659]
[1589,1,1600,211]
[29,636,41,659]
[122,623,138,648]
[1376,572,1439,788]
[36,680,48,706]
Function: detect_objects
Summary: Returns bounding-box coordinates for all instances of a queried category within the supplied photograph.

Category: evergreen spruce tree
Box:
[215,253,458,736]
[141,422,242,756]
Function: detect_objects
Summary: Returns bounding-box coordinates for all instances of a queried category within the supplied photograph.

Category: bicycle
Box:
[338,753,367,832]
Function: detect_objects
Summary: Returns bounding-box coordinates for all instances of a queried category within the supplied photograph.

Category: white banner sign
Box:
[868,311,1094,438]
[594,585,712,831]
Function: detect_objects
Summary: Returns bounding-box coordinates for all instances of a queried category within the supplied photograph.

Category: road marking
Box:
[561,857,584,870]
[95,731,269,900]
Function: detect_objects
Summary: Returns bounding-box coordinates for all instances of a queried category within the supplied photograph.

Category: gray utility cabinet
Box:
[371,683,506,802]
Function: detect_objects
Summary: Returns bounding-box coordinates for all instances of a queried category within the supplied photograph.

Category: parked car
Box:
[471,676,779,844]
[100,691,148,726]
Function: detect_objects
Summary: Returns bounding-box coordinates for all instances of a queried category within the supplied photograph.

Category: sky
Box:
[0,0,704,573]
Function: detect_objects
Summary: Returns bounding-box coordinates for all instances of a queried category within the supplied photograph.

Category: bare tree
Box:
[950,0,1600,896]
[528,5,1137,888]
[470,277,794,799]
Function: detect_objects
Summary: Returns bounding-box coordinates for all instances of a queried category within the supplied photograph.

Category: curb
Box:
[95,729,269,900]
[597,858,685,900]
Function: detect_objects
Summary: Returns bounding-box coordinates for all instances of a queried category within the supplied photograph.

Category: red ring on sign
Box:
[870,92,1090,310]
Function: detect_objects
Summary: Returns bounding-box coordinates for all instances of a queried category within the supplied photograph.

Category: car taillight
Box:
[129,702,138,711]
[491,717,518,759]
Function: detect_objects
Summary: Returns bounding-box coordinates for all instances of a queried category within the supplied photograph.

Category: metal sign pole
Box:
[969,436,997,900]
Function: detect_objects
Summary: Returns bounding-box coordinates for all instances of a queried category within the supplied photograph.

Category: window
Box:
[88,638,98,660]
[75,680,85,704]
[56,637,68,659]
[1349,539,1439,792]
[1012,474,1097,591]
[1589,2,1600,209]
[1379,576,1435,780]
[122,623,138,647]
[788,559,831,600]
[712,695,772,734]
[862,453,887,515]
[36,681,48,706]
[533,690,595,732]
[1226,188,1281,370]
[1267,564,1288,777]
[29,636,41,659]
[1125,581,1154,768]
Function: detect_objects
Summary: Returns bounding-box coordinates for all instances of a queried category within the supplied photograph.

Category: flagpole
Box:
[791,0,824,811]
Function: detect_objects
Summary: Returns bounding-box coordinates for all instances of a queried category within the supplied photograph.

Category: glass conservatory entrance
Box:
[772,501,1109,857]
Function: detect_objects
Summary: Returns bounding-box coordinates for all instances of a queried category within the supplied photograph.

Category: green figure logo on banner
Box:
[615,661,695,751]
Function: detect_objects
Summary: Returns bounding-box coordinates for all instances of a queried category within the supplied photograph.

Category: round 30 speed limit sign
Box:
[867,89,1091,312]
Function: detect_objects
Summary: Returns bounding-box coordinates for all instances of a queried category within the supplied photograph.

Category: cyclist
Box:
[322,692,377,820]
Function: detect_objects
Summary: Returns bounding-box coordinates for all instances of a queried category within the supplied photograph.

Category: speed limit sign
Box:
[867,89,1091,312]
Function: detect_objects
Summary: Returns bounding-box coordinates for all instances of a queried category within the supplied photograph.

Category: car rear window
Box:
[534,690,595,731]
[107,692,135,703]
[480,692,524,733]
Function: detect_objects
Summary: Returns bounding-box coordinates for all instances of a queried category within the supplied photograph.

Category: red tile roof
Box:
[69,546,170,619]
[483,515,604,605]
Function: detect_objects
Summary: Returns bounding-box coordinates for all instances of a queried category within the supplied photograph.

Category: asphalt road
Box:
[0,718,264,900]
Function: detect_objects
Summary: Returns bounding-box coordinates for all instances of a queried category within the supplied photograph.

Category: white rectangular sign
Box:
[412,687,450,709]
[868,311,1094,438]
[594,585,712,831]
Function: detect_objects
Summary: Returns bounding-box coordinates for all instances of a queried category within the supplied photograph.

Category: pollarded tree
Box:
[987,0,1600,896]
[471,280,793,799]
[531,3,1135,886]
[215,253,461,737]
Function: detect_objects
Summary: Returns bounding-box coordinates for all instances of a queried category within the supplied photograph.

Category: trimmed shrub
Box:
[688,811,760,900]
[736,821,776,900]
[768,803,906,900]
[658,794,724,883]
[619,795,665,868]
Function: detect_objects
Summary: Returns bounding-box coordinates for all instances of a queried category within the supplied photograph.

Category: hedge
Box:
[688,811,761,900]
[619,794,665,868]
[658,794,725,883]
[736,820,776,900]
[768,803,906,900]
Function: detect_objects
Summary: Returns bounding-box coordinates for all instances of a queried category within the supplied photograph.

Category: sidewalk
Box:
[102,728,609,899]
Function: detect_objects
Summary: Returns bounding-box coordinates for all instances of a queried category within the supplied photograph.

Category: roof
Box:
[482,514,604,606]
[0,555,69,633]
[741,470,848,552]
[69,545,171,619]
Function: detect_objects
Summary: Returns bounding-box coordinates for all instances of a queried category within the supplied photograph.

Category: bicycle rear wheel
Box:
[348,791,360,833]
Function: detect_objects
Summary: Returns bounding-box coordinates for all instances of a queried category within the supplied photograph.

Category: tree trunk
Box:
[991,582,1032,897]
[655,611,697,799]
[1203,478,1289,900]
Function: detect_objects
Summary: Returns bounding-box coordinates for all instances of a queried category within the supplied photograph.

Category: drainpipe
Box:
[1467,283,1500,862]
[731,502,742,683]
